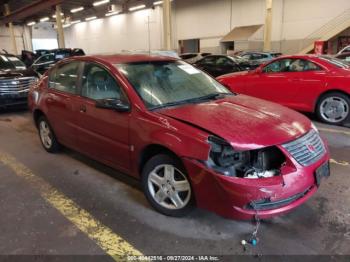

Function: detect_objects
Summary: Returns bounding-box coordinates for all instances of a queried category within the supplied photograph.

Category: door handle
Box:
[80,105,87,113]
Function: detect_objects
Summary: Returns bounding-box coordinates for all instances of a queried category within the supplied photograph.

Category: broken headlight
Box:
[206,136,286,178]
[207,136,250,177]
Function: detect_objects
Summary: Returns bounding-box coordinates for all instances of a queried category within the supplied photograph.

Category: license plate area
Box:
[315,161,330,186]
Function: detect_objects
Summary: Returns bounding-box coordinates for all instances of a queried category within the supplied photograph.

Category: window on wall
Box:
[32,39,58,51]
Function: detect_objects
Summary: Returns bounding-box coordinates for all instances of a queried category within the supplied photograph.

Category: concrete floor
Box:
[0,109,349,260]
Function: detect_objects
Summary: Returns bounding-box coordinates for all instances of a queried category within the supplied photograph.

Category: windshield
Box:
[319,56,350,69]
[0,55,26,70]
[115,61,231,109]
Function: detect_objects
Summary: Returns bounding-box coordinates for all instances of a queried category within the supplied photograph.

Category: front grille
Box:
[0,77,36,94]
[282,129,326,166]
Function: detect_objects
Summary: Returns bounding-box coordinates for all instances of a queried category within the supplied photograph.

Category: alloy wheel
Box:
[39,120,53,149]
[147,164,191,210]
[320,96,349,123]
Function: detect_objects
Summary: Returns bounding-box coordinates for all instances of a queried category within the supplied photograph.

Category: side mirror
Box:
[95,98,130,112]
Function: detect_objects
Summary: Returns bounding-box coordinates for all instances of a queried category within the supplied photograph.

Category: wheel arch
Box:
[138,144,182,175]
[33,109,45,128]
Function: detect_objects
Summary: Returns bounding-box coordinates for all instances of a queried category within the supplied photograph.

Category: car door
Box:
[287,59,326,111]
[45,61,81,149]
[244,58,300,106]
[74,62,131,173]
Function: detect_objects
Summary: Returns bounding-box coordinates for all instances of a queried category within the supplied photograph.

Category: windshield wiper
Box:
[151,93,233,110]
[191,92,233,102]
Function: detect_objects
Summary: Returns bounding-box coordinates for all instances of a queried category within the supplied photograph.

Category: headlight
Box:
[206,136,286,179]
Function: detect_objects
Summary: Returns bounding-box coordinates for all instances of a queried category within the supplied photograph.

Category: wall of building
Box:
[31,22,58,51]
[0,25,32,55]
[64,7,163,55]
[62,0,350,55]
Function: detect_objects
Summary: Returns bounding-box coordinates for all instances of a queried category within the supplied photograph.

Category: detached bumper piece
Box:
[246,186,314,211]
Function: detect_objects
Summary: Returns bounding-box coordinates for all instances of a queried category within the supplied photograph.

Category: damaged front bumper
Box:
[182,142,330,220]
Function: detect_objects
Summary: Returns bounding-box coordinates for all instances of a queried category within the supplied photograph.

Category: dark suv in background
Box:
[0,53,38,108]
[30,48,85,75]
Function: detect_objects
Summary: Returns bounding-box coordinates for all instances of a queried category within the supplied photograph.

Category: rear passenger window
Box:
[198,56,215,65]
[216,57,234,66]
[48,62,79,94]
[81,63,126,101]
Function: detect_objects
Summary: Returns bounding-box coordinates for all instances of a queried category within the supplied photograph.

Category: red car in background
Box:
[29,55,330,220]
[217,55,350,126]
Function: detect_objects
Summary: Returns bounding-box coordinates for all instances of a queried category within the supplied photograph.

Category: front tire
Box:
[142,154,194,217]
[38,116,60,153]
[316,92,350,125]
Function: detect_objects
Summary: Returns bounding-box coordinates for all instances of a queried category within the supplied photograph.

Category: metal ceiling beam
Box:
[0,0,64,24]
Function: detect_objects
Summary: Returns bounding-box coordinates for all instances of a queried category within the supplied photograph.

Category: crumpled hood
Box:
[157,94,311,150]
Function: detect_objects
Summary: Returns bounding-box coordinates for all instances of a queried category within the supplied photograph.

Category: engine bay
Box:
[207,136,286,178]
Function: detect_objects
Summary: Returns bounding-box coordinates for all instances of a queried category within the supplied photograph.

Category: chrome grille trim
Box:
[282,130,326,166]
[0,77,36,94]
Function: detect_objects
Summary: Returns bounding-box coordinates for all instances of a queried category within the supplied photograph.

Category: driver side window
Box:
[263,59,292,73]
[81,63,127,101]
[199,56,215,66]
[216,57,234,66]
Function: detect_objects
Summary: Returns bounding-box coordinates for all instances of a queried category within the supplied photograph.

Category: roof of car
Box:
[242,51,282,55]
[267,54,323,59]
[87,54,178,64]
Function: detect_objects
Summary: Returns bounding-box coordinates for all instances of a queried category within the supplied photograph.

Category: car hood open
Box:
[157,94,311,150]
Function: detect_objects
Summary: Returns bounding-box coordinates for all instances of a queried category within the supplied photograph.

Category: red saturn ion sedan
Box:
[28,55,330,220]
[217,55,350,126]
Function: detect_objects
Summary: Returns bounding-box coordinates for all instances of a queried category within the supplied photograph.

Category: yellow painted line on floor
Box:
[0,152,143,261]
[330,158,350,167]
[318,127,350,136]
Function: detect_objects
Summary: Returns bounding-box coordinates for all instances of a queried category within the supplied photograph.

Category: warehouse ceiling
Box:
[0,0,155,25]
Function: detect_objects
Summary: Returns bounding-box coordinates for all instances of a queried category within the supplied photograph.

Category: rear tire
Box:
[141,154,195,217]
[38,116,60,153]
[316,92,350,125]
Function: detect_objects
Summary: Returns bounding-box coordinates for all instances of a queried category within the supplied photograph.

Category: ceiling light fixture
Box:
[105,11,120,16]
[63,23,71,28]
[93,0,110,6]
[71,20,81,24]
[129,4,146,11]
[70,7,84,13]
[85,16,97,21]
[27,21,36,26]
[40,17,49,22]
[153,1,163,5]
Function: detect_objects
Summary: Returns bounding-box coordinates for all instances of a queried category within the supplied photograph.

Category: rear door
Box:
[45,61,81,148]
[75,62,131,172]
